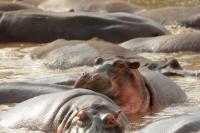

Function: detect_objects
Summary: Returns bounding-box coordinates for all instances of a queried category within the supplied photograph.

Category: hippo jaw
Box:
[56,107,126,133]
[74,60,150,115]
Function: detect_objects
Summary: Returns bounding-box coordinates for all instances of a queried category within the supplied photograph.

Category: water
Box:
[0,0,200,132]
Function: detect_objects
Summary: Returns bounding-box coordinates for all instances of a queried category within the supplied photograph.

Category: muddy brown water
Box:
[0,1,200,132]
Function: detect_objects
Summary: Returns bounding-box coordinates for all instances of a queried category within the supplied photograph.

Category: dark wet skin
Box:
[74,59,186,114]
[140,110,200,133]
[0,89,128,133]
[0,11,169,43]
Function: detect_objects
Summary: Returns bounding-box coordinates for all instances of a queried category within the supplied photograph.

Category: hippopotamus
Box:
[0,89,128,133]
[0,11,169,43]
[30,39,150,69]
[0,1,39,11]
[0,82,68,104]
[39,0,144,13]
[135,6,200,25]
[120,32,200,53]
[74,59,187,114]
[180,14,200,29]
[139,111,200,133]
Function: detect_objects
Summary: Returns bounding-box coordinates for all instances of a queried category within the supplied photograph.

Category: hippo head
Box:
[55,90,128,133]
[74,59,150,114]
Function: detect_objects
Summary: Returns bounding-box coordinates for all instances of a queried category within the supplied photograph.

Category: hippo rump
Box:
[120,32,200,53]
[0,11,169,43]
[0,89,128,133]
[39,0,143,13]
[180,14,200,29]
[140,111,200,133]
[0,1,39,11]
[74,59,187,114]
[135,6,200,25]
[30,39,150,69]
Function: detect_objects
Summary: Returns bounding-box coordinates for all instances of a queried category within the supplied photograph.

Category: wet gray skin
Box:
[139,110,200,133]
[120,32,200,53]
[74,59,186,114]
[136,6,200,25]
[0,11,169,43]
[0,89,128,133]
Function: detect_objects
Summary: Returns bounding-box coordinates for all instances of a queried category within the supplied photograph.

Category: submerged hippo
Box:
[39,0,143,13]
[0,82,68,104]
[180,14,200,29]
[74,59,187,114]
[30,39,150,69]
[136,6,200,25]
[0,11,169,43]
[120,32,200,53]
[0,89,128,133]
[140,111,200,133]
[0,1,39,11]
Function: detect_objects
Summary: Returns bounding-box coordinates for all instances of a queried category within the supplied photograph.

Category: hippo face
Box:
[74,60,148,114]
[56,94,128,133]
[62,108,126,133]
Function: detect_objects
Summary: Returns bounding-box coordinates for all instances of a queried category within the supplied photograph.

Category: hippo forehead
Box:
[56,90,128,133]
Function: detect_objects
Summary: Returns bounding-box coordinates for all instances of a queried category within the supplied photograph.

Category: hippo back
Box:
[139,68,186,111]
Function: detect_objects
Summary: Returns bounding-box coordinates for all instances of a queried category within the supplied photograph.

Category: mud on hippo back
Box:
[74,59,187,114]
[0,11,169,43]
[0,89,128,133]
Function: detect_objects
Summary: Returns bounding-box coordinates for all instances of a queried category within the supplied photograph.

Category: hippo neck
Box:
[112,72,150,115]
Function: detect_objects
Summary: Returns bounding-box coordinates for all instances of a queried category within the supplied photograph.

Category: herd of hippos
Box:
[0,0,200,132]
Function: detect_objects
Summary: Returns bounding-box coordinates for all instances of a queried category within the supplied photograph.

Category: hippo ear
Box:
[128,61,140,69]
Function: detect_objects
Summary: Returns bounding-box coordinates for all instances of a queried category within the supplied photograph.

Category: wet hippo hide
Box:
[30,39,150,69]
[74,60,187,114]
[135,6,200,25]
[0,2,39,11]
[180,14,200,29]
[0,89,128,133]
[0,11,169,43]
[120,32,200,53]
[139,68,186,110]
[0,82,68,104]
[39,0,144,13]
[140,111,200,133]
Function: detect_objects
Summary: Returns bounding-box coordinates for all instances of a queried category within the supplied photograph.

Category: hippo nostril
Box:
[103,113,117,128]
[77,110,87,121]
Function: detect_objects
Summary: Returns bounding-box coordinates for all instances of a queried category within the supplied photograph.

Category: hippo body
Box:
[140,111,200,133]
[30,39,150,69]
[120,32,200,53]
[0,11,169,43]
[0,2,39,11]
[136,6,200,25]
[180,14,200,29]
[0,82,68,104]
[39,0,143,13]
[74,60,186,114]
[0,89,128,133]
